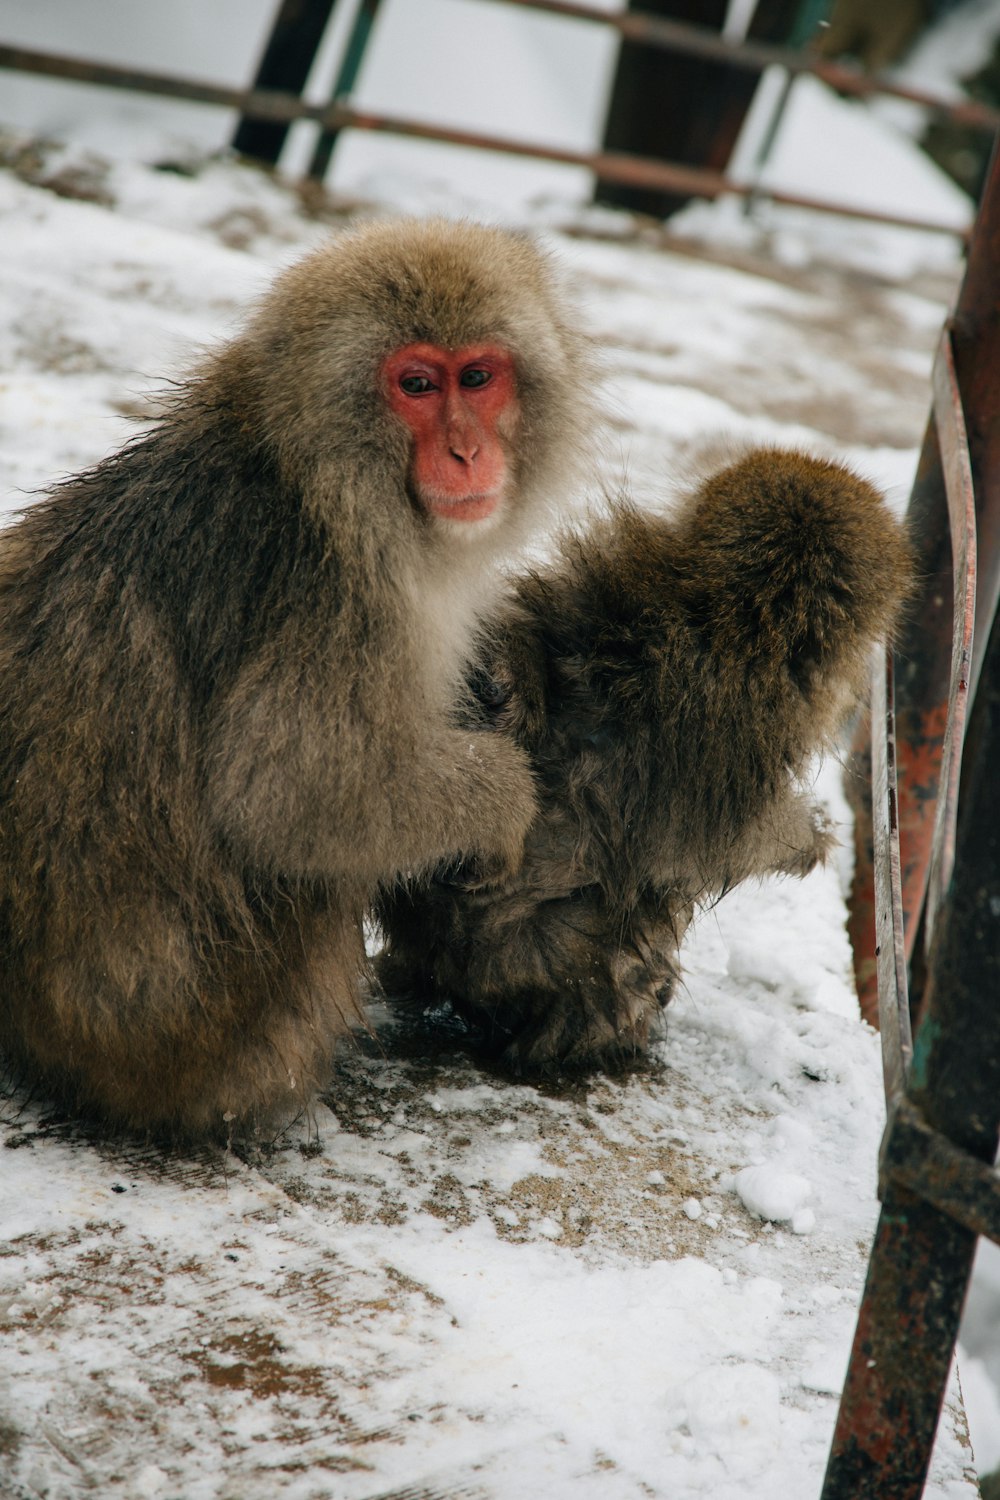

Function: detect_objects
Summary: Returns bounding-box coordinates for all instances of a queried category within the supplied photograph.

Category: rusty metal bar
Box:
[867,330,975,1099]
[819,1180,977,1499]
[827,136,1000,1494]
[907,606,1000,1163]
[0,44,976,238]
[845,416,953,1025]
[848,145,1000,1023]
[332,105,969,236]
[0,44,321,123]
[948,146,1000,703]
[871,652,911,1107]
[922,334,977,951]
[487,0,1000,134]
[857,594,1000,1489]
[826,359,1000,1498]
[821,537,988,1500]
[6,12,1000,143]
[881,1100,1000,1246]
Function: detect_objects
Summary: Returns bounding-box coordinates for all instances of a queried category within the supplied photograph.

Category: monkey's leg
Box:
[2,880,363,1136]
[691,788,836,889]
[462,887,688,1073]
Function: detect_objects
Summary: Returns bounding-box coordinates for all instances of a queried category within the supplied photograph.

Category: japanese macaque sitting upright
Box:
[376,448,911,1071]
[0,218,596,1135]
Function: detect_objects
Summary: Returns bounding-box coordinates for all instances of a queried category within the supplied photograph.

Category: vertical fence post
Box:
[827,143,1000,1497]
[308,0,384,180]
[823,599,1000,1498]
[595,0,804,218]
[232,0,340,165]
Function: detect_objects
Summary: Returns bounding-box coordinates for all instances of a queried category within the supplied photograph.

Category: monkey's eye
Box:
[398,374,435,395]
[460,368,492,389]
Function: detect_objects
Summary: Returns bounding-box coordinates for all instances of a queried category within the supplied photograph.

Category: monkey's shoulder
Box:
[0,413,338,683]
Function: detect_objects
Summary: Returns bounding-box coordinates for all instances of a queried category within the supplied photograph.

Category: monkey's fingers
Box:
[434,852,512,892]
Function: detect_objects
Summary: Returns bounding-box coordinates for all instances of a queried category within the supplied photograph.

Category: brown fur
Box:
[377,448,912,1071]
[0,218,594,1135]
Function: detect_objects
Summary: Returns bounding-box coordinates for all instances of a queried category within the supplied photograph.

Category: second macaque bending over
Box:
[377,448,911,1071]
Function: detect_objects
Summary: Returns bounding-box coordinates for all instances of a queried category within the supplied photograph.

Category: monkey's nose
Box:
[449,439,480,465]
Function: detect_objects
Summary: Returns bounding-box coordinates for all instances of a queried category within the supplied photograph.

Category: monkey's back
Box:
[378,449,912,1073]
[0,416,364,1135]
[503,450,907,895]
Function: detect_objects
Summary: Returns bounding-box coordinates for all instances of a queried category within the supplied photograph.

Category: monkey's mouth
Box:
[423,489,503,524]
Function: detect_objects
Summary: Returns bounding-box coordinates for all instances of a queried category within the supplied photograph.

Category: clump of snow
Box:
[734,1165,813,1226]
[134,1465,170,1499]
[959,1235,1000,1477]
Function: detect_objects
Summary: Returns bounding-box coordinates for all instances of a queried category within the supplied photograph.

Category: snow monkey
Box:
[0,218,596,1135]
[377,449,912,1071]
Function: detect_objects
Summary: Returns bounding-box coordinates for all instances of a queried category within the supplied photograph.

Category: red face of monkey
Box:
[382,342,519,525]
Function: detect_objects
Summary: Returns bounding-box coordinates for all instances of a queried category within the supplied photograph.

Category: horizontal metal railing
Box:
[0,5,990,240]
[492,0,1000,133]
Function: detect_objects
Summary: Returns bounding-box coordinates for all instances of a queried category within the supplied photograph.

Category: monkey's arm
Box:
[204,646,537,887]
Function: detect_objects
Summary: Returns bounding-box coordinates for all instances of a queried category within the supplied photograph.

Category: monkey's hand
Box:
[722,792,836,886]
[435,851,512,892]
[469,614,549,751]
[432,730,537,886]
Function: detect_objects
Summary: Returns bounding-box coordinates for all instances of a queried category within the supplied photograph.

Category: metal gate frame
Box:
[823,141,1000,1497]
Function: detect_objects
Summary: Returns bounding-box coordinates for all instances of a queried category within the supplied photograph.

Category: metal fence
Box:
[2,0,998,235]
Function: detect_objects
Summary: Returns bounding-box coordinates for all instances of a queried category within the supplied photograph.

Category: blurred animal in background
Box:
[0,217,595,1136]
[817,0,933,75]
[377,449,911,1072]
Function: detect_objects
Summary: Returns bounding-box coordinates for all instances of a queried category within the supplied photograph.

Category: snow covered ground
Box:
[0,5,998,1494]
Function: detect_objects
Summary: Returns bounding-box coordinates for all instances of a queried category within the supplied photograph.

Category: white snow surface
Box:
[0,77,987,1500]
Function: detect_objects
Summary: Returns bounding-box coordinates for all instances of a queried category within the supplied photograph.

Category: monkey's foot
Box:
[447,904,682,1075]
[475,968,669,1077]
[377,881,687,1073]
